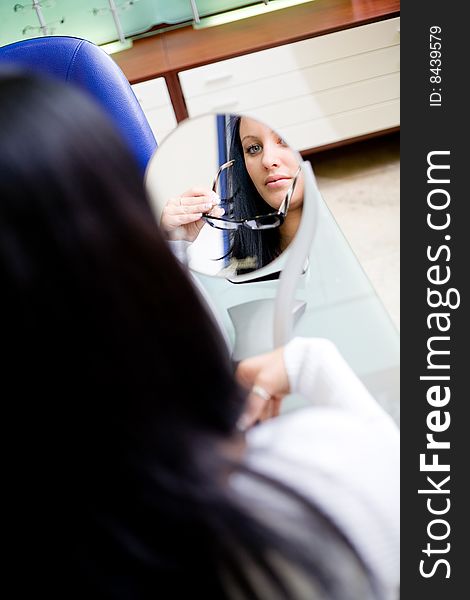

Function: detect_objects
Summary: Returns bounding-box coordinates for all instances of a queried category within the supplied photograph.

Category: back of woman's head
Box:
[0,75,377,599]
[0,71,252,595]
[0,71,244,470]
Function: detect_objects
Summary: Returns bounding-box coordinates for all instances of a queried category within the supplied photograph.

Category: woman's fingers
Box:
[173,212,204,226]
[238,384,273,429]
[161,188,223,241]
[172,202,212,215]
[178,189,220,207]
[169,194,220,214]
[178,195,218,207]
[238,392,281,430]
[235,346,290,430]
[236,347,289,397]
[207,206,225,218]
[180,187,219,200]
[271,395,282,418]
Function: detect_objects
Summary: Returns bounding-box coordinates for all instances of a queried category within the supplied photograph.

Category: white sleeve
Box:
[167,239,191,264]
[284,336,394,421]
[243,337,400,599]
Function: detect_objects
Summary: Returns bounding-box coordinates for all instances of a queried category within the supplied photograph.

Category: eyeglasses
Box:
[203,161,301,231]
[210,159,235,205]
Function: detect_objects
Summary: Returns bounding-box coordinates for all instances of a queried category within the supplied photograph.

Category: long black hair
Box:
[1,72,378,599]
[226,116,281,274]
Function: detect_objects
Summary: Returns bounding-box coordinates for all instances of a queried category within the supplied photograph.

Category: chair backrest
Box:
[0,36,157,174]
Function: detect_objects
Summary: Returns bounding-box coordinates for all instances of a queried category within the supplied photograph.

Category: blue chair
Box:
[0,36,157,174]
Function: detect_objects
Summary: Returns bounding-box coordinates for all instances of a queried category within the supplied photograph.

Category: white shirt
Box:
[234,337,399,599]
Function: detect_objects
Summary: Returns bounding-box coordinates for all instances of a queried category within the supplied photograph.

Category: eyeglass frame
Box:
[202,160,301,231]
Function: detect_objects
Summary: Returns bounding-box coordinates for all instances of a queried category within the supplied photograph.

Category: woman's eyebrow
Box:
[241,135,259,143]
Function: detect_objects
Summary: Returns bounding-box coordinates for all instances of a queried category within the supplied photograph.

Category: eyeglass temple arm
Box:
[279,166,301,216]
[211,159,235,192]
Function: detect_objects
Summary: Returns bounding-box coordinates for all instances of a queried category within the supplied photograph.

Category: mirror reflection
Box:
[145,114,304,278]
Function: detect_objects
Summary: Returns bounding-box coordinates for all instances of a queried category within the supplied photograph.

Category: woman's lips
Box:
[265,176,291,189]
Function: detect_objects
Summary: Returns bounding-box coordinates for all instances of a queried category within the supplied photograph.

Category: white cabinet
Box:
[131,77,177,143]
[178,18,400,151]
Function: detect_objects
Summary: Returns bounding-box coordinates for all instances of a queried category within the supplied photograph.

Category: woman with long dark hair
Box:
[1,71,398,599]
[160,115,303,275]
[225,115,303,274]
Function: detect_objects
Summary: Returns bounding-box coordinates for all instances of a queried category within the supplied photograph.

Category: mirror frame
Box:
[144,111,309,284]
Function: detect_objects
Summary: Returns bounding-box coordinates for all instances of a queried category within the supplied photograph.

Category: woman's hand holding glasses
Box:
[161,187,225,242]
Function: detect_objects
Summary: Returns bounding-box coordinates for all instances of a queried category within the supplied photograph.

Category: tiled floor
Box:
[306,133,400,331]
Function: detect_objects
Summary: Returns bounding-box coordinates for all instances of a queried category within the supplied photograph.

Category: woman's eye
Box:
[278,137,287,146]
[246,143,262,155]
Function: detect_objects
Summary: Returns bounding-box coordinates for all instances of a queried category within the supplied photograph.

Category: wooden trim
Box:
[113,0,400,84]
[300,127,400,156]
[163,71,188,122]
[114,1,400,152]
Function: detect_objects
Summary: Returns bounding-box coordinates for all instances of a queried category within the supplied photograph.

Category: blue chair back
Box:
[0,36,157,174]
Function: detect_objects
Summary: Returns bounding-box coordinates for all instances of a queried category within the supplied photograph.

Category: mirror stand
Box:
[273,160,318,347]
[228,298,306,361]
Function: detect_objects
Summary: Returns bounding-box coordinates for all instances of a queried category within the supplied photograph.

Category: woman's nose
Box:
[261,141,281,169]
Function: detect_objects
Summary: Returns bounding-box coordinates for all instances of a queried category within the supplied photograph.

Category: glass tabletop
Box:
[194,181,400,424]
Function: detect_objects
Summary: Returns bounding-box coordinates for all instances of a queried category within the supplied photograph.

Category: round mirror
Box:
[145,114,305,282]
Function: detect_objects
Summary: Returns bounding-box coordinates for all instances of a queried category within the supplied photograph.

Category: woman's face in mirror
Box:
[239,117,304,212]
[145,113,307,280]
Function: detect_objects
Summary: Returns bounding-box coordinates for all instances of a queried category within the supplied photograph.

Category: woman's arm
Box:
[236,337,397,427]
[237,338,400,599]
